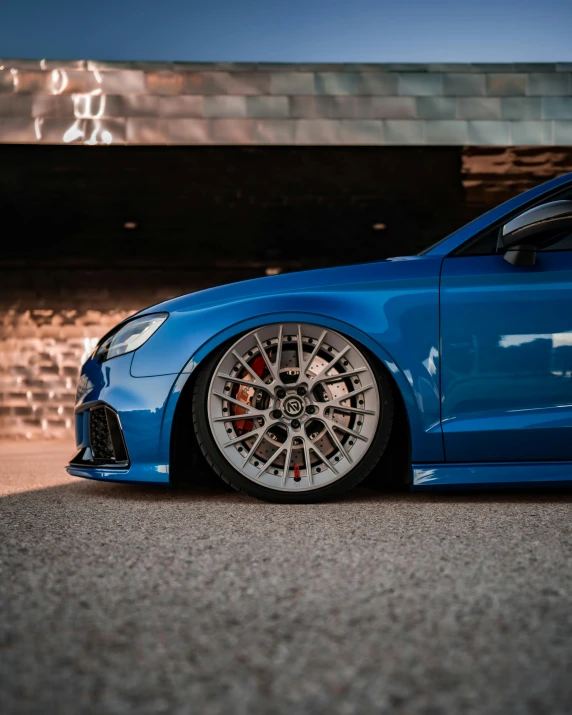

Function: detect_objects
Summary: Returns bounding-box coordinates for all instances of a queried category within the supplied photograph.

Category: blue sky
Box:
[1,0,571,62]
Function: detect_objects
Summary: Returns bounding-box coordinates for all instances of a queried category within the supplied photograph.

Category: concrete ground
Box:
[1,442,572,715]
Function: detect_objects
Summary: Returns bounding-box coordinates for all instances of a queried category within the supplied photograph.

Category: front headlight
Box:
[94,313,168,362]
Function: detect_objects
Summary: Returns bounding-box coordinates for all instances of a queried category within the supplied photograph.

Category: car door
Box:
[440,235,572,463]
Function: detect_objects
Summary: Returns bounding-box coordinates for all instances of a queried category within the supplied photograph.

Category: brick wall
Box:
[0,306,132,439]
[0,267,259,440]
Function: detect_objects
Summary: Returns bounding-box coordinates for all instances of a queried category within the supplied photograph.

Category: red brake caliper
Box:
[233,355,268,434]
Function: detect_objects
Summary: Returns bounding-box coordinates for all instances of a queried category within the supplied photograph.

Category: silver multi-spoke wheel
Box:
[206,323,381,493]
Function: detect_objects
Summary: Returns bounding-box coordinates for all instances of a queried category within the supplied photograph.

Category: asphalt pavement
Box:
[1,441,572,715]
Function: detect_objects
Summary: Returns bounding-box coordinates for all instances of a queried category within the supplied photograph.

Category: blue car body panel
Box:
[67,172,572,491]
[441,252,572,463]
[70,353,172,482]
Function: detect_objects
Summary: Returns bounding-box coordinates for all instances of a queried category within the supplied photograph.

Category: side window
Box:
[538,231,572,252]
[456,184,572,257]
[462,225,572,256]
[460,226,500,256]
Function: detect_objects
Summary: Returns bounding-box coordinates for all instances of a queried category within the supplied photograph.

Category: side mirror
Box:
[500,200,572,266]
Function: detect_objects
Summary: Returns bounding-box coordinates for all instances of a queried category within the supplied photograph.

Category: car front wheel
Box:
[192,323,394,503]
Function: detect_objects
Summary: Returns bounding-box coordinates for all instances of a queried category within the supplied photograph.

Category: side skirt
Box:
[412,461,572,489]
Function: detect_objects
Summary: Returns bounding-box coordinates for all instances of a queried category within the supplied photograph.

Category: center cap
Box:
[282,395,304,418]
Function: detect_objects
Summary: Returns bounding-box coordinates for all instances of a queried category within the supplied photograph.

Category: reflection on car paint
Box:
[441,250,572,462]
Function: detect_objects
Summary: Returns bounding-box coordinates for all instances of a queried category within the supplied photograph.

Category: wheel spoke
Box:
[241,426,271,467]
[281,435,294,486]
[302,436,313,485]
[218,373,272,393]
[253,332,278,384]
[213,391,257,412]
[257,444,286,478]
[213,412,267,423]
[302,329,327,376]
[295,324,304,381]
[326,384,374,407]
[223,425,266,447]
[313,367,367,385]
[323,416,368,442]
[312,345,351,381]
[275,324,284,377]
[231,350,267,388]
[321,421,352,463]
[309,443,339,475]
[327,404,376,416]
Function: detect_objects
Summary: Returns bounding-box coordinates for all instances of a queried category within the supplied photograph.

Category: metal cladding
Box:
[0,60,570,146]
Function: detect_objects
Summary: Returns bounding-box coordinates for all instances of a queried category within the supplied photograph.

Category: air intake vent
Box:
[89,406,128,465]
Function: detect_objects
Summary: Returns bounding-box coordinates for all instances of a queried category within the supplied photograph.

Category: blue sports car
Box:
[68,173,572,502]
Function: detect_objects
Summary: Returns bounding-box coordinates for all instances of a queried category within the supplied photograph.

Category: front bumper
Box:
[66,352,179,484]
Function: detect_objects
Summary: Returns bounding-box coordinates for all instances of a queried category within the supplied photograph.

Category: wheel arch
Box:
[166,312,414,487]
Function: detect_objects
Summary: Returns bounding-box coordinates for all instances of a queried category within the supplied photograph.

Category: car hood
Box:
[139,255,432,316]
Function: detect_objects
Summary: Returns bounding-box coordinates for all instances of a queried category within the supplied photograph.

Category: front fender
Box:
[152,296,443,465]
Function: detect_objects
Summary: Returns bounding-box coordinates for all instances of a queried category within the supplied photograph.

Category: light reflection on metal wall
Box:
[31,67,114,145]
[0,59,570,147]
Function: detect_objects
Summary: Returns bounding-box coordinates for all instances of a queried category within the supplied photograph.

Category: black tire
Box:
[192,334,395,503]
